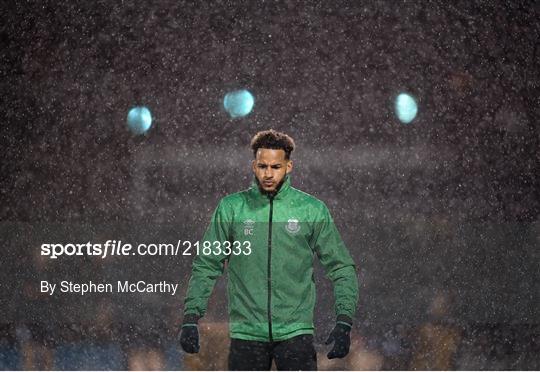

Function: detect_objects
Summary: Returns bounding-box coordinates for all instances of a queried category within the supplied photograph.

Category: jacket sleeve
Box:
[183,199,232,318]
[312,203,359,320]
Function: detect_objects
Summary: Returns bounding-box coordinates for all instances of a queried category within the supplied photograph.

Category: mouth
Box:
[263,180,274,187]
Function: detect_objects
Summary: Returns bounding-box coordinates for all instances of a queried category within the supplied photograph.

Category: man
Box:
[180,129,359,370]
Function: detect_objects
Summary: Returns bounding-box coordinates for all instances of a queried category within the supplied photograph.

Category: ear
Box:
[286,160,293,174]
[251,160,257,173]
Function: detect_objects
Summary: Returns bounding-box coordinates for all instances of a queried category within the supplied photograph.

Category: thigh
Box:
[228,338,272,371]
[273,334,317,371]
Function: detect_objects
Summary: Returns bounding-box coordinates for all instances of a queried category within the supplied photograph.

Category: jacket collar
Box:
[250,175,292,200]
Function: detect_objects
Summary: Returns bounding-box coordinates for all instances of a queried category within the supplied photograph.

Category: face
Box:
[252,148,293,193]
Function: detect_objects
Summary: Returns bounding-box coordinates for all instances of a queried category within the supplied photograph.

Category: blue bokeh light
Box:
[127,106,153,134]
[223,90,255,118]
[395,93,418,124]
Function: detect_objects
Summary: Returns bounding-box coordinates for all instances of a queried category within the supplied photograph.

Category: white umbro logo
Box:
[243,219,255,236]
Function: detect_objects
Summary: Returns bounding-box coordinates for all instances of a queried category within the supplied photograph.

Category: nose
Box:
[264,168,273,179]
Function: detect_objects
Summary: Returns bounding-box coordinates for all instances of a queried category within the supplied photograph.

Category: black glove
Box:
[325,316,352,359]
[179,314,200,353]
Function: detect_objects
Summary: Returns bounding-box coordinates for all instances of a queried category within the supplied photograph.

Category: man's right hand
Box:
[179,324,200,353]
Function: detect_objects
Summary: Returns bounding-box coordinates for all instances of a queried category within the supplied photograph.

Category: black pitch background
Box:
[0,0,539,354]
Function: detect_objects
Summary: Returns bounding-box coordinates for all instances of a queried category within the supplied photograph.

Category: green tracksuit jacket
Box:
[183,176,359,341]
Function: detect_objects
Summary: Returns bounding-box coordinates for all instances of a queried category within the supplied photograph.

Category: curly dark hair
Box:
[250,129,295,159]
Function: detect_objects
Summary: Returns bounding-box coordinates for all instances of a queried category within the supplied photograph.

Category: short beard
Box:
[255,177,286,196]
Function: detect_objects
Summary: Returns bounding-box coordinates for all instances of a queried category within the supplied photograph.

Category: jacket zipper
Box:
[267,195,274,342]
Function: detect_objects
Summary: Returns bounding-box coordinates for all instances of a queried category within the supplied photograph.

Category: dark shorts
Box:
[228,334,317,371]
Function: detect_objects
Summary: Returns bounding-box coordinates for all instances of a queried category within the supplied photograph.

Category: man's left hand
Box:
[325,320,352,359]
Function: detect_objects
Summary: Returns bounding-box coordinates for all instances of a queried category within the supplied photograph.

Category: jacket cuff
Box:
[182,313,201,326]
[336,314,353,327]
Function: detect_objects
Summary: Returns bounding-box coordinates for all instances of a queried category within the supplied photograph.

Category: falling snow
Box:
[1,1,539,370]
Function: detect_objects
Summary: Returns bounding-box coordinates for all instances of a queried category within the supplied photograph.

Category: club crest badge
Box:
[243,219,255,236]
[285,218,301,234]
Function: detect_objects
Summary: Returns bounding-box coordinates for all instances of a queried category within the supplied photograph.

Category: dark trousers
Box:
[228,334,317,371]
